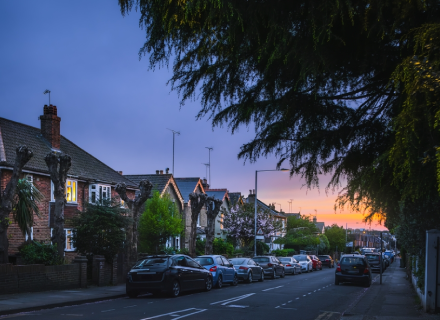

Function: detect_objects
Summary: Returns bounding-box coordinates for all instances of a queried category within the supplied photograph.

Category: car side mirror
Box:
[229,263,233,267]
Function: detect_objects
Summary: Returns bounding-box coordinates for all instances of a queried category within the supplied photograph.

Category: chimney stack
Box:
[156,170,160,174]
[40,105,61,149]
[202,178,209,190]
[166,168,170,174]
[160,170,164,174]
[118,171,123,175]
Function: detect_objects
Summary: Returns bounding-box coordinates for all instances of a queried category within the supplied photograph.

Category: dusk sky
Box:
[0,1,386,230]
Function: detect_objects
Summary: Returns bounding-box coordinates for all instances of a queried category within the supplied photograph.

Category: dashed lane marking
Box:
[210,293,255,306]
[262,285,284,292]
[140,308,207,320]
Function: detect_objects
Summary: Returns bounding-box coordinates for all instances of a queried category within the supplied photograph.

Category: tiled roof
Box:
[124,174,172,194]
[205,189,229,202]
[174,177,204,202]
[0,117,136,187]
[314,222,325,232]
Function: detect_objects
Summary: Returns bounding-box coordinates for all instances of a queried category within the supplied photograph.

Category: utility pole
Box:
[205,147,213,186]
[380,231,383,284]
[167,129,180,175]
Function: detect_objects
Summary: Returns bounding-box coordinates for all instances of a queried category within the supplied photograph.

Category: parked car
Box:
[253,256,285,279]
[194,255,238,288]
[364,253,386,273]
[318,255,335,268]
[335,254,371,287]
[384,251,394,263]
[293,255,313,273]
[126,255,213,298]
[228,258,264,283]
[277,257,302,275]
[310,255,323,271]
[383,254,390,268]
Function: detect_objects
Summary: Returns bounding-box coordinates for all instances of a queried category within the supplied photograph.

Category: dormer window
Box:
[89,184,111,204]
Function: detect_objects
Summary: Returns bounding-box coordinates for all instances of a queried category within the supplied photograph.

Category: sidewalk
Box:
[340,258,440,320]
[0,284,126,316]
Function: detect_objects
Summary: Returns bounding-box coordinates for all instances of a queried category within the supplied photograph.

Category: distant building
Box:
[313,216,325,234]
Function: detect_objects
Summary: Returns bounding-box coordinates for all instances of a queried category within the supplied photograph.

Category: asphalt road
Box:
[2,267,379,320]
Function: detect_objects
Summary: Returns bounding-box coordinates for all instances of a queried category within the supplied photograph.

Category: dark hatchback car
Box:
[253,256,285,279]
[365,253,386,273]
[318,255,335,268]
[126,255,213,298]
[335,254,371,287]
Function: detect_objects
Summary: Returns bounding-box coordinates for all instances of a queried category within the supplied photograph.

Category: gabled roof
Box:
[174,177,205,202]
[205,188,229,202]
[0,117,136,187]
[285,213,301,219]
[228,192,242,206]
[124,174,184,208]
[257,199,287,219]
[314,222,325,233]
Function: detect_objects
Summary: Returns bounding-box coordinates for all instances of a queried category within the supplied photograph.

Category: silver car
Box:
[278,257,302,275]
[229,258,264,283]
[293,254,313,273]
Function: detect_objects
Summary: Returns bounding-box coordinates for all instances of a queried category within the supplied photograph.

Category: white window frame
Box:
[197,213,201,227]
[89,184,111,204]
[25,227,33,241]
[50,179,78,203]
[65,228,76,251]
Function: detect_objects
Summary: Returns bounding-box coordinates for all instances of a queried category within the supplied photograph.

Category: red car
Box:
[310,255,323,271]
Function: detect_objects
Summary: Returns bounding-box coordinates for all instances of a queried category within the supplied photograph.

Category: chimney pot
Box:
[40,104,61,149]
[156,170,160,174]
[118,171,123,175]
[252,189,255,194]
[249,190,252,195]
[166,168,170,174]
[160,170,163,175]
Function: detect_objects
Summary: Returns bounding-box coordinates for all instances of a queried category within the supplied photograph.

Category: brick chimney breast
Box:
[40,104,61,149]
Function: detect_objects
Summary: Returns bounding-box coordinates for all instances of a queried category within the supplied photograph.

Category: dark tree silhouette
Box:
[45,152,71,258]
[0,146,33,264]
[115,180,152,267]
[188,192,207,257]
[205,196,222,255]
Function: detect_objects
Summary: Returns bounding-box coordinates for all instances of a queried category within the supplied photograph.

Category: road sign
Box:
[257,228,264,235]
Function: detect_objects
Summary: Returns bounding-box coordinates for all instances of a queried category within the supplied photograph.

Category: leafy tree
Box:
[221,198,283,247]
[13,179,44,238]
[138,191,183,253]
[275,216,320,251]
[72,199,129,263]
[325,224,347,253]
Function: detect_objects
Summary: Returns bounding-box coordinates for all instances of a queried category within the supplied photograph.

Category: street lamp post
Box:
[254,168,288,257]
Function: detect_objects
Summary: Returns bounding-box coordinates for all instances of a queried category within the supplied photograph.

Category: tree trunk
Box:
[188,192,207,257]
[45,153,71,259]
[0,146,33,264]
[205,197,222,255]
[115,180,152,268]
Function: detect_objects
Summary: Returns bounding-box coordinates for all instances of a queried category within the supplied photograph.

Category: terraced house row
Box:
[0,105,287,263]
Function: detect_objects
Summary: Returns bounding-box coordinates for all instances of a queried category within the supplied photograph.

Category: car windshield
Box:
[293,255,308,261]
[318,256,329,260]
[366,255,380,260]
[341,257,365,266]
[194,257,214,266]
[253,257,269,263]
[278,258,291,262]
[229,258,246,265]
[134,258,168,268]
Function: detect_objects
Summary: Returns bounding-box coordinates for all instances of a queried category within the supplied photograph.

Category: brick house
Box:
[0,105,137,263]
[124,170,184,249]
[174,177,207,248]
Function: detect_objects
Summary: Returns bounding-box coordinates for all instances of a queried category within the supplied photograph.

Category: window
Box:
[51,179,77,203]
[185,257,201,268]
[65,229,76,251]
[221,256,230,266]
[89,184,111,204]
[215,257,223,265]
[197,213,200,227]
[25,227,33,241]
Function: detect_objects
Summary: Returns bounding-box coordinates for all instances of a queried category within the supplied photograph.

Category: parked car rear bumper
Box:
[335,273,370,285]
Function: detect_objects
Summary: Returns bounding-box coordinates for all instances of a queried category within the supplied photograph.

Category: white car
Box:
[292,255,313,273]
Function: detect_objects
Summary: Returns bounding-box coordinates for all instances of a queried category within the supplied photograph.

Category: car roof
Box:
[341,254,365,258]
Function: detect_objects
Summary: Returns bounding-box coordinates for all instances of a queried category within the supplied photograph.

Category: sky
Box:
[0,1,386,231]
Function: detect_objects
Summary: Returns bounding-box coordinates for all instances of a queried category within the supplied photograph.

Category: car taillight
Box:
[364,268,369,274]
[209,266,217,272]
[336,264,341,272]
[239,266,249,270]
[326,259,329,261]
[267,263,273,267]
[285,264,292,267]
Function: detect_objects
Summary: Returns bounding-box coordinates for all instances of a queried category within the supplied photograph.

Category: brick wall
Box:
[0,263,81,294]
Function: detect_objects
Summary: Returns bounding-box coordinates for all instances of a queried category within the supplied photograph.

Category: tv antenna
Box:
[167,129,180,175]
[205,147,213,186]
[43,89,51,105]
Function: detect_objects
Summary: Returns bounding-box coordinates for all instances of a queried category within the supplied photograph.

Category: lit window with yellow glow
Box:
[66,179,77,203]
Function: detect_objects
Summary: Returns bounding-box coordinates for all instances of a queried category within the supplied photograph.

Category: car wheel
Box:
[272,270,276,279]
[320,265,323,270]
[127,290,138,298]
[205,277,213,291]
[246,272,253,283]
[335,278,340,286]
[231,274,238,286]
[280,269,285,278]
[258,272,264,282]
[216,275,223,288]
[170,280,180,297]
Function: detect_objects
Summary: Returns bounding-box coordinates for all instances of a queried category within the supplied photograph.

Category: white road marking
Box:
[210,293,255,305]
[262,285,284,292]
[141,308,207,320]
[101,309,115,312]
[296,298,300,299]
[124,305,137,308]
[227,305,248,308]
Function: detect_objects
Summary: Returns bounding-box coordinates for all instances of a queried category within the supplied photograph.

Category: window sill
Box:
[65,249,77,252]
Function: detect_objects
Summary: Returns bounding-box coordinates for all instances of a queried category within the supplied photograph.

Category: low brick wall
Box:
[0,263,81,294]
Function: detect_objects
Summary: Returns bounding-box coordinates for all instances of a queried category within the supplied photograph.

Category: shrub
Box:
[19,241,62,265]
[271,248,295,257]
